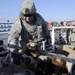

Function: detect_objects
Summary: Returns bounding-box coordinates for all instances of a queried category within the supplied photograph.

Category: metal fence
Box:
[0,23,13,32]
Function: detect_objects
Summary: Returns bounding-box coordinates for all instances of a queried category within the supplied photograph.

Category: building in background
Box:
[60,20,75,26]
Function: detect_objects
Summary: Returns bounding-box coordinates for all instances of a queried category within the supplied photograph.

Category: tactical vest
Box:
[19,19,44,48]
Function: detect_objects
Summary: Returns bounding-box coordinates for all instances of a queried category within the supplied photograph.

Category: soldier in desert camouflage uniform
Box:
[7,0,51,65]
[70,29,75,50]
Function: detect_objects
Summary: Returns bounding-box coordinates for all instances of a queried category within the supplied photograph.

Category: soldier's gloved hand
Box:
[25,56,35,66]
[12,52,24,65]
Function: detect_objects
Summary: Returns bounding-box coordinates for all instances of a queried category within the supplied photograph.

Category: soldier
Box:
[7,0,51,65]
[66,28,71,45]
[70,29,75,50]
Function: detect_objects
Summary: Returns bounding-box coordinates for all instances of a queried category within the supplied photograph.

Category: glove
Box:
[12,52,24,65]
[25,56,35,65]
[22,54,35,65]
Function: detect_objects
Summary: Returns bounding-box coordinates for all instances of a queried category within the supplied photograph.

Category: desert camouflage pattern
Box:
[7,0,50,52]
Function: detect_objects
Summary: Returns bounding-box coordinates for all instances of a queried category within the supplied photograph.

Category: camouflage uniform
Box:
[70,29,75,50]
[7,0,50,53]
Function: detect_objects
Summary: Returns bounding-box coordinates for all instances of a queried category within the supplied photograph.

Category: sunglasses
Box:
[24,14,34,17]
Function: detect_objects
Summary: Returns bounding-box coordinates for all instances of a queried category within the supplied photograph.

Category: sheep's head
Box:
[26,42,38,57]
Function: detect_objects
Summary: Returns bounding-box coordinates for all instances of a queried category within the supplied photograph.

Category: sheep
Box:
[22,43,73,75]
[38,55,68,75]
[0,40,7,57]
[52,57,68,75]
[67,53,75,75]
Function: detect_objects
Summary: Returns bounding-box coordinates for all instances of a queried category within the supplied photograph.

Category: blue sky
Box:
[0,0,75,22]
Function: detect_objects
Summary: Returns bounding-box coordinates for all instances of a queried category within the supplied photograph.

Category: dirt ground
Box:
[63,45,74,53]
[56,45,75,54]
[55,44,75,61]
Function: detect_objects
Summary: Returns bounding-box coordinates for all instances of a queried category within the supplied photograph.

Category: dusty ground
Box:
[63,45,74,53]
[56,45,75,55]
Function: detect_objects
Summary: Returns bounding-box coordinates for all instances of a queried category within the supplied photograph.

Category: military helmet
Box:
[21,0,36,15]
